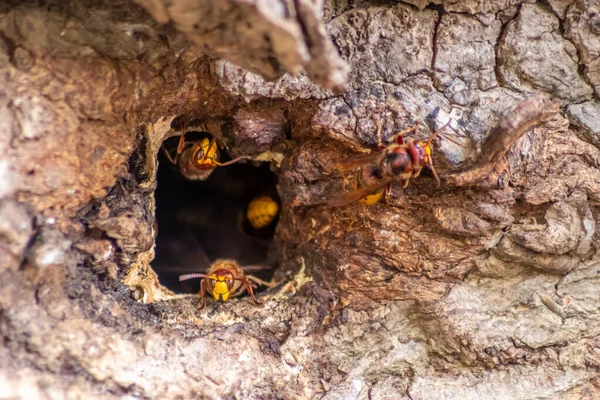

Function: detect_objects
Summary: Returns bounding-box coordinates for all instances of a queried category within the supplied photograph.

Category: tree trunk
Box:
[1,0,600,399]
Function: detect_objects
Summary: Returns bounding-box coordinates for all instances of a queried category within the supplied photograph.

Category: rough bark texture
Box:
[1,0,600,399]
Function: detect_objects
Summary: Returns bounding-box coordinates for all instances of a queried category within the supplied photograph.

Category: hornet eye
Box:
[194,147,205,162]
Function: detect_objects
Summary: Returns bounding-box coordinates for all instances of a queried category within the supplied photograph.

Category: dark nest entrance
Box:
[153,131,279,294]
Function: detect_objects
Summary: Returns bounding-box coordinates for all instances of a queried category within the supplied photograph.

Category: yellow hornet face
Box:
[210,272,233,302]
[419,141,432,164]
[192,138,220,169]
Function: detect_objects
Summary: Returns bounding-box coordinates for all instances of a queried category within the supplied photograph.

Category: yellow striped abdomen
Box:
[247,195,279,229]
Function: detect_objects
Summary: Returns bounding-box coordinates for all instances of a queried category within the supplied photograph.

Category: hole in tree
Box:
[153,130,279,295]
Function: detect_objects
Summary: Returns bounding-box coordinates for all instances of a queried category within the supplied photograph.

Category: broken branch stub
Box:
[450,93,561,187]
[135,0,349,92]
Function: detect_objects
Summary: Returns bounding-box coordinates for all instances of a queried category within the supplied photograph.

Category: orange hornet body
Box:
[328,122,449,207]
[179,259,277,309]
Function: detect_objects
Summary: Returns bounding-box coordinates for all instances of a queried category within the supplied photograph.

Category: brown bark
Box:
[1,0,600,399]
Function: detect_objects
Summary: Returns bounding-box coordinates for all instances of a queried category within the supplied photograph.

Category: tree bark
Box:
[1,0,600,399]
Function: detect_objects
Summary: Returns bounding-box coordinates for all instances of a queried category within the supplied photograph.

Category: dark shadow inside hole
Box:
[153,131,279,294]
